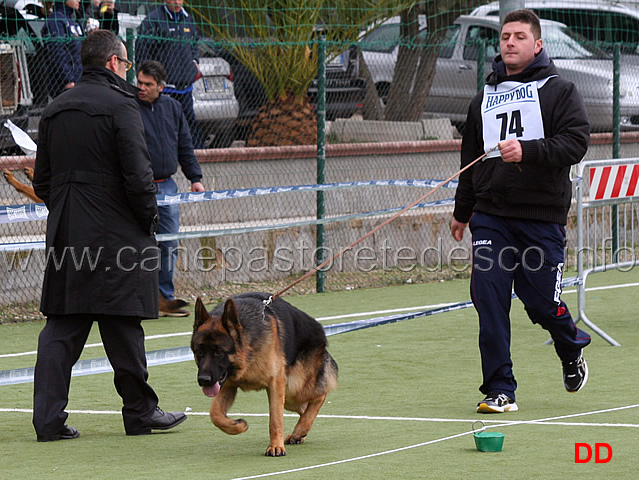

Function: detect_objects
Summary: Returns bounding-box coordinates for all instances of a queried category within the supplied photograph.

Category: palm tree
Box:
[191,0,418,146]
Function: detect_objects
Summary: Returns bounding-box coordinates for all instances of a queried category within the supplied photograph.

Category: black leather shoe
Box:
[37,424,80,442]
[126,407,187,435]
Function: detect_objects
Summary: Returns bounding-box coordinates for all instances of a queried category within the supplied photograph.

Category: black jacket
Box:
[454,49,590,225]
[33,66,159,318]
[136,94,201,182]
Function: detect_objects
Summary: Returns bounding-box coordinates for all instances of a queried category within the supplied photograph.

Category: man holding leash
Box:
[32,29,186,441]
[450,9,591,413]
[136,60,204,317]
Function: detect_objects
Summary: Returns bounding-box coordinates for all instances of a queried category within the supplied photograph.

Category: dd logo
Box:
[575,443,612,463]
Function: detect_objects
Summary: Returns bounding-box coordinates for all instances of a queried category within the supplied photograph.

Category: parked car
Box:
[361,15,639,132]
[191,57,239,148]
[470,0,639,55]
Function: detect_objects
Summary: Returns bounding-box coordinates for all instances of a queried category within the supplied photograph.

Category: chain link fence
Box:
[1,1,639,321]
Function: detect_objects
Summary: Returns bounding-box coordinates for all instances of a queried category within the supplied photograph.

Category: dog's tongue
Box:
[203,382,220,398]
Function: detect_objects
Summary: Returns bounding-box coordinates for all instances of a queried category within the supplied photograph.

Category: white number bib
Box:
[481,77,553,158]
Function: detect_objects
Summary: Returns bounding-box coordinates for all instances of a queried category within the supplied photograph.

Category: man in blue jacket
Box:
[41,0,85,98]
[451,10,591,414]
[136,60,204,316]
[135,0,204,147]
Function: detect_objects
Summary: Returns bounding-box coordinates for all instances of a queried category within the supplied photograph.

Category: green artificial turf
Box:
[1,268,638,479]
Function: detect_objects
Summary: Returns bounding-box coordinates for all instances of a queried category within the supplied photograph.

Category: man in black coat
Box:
[32,29,187,441]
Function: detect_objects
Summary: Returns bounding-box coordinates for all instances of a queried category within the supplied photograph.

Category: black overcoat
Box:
[33,65,159,318]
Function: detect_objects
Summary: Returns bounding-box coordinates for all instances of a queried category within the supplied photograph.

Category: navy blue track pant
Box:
[469,212,591,400]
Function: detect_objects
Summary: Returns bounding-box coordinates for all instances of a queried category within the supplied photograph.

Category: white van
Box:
[470,0,639,54]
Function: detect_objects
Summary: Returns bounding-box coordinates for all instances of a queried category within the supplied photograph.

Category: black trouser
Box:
[33,314,159,436]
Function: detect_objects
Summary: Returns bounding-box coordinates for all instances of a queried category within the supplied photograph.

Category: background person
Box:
[450,9,592,414]
[41,0,85,98]
[136,60,204,316]
[32,29,186,441]
[135,0,204,147]
[81,0,119,34]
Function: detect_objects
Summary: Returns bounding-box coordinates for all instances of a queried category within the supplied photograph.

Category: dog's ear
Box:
[193,297,209,331]
[221,298,242,341]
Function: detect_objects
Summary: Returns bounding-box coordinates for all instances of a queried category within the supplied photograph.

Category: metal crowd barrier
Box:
[572,158,639,346]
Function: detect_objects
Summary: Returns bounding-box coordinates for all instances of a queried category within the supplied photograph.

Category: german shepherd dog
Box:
[3,167,188,316]
[191,292,338,456]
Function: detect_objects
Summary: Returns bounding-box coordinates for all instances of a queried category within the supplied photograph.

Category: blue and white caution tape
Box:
[0,179,458,225]
[155,197,454,242]
[0,203,49,225]
[155,178,458,208]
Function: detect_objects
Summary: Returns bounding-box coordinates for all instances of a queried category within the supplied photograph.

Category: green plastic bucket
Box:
[472,421,505,452]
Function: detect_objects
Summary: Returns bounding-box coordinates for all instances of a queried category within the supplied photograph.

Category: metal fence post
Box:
[612,43,620,262]
[126,27,135,84]
[316,35,326,293]
[477,38,485,92]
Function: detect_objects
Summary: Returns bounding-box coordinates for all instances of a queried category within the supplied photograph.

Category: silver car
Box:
[191,57,240,148]
[362,15,639,132]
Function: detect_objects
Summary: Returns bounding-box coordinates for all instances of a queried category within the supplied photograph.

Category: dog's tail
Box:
[321,351,339,393]
[159,296,189,315]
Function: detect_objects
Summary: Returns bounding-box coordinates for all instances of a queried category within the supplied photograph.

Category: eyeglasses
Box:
[115,56,133,72]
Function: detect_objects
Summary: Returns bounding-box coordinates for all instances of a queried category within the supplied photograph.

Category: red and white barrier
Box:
[589,164,639,201]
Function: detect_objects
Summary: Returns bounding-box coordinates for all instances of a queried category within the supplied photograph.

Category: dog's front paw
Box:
[234,419,249,432]
[3,169,13,181]
[226,418,248,435]
[265,444,286,457]
[23,167,34,180]
[213,417,248,435]
[285,434,306,445]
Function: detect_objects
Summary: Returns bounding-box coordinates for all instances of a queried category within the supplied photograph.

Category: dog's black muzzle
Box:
[198,374,214,387]
[198,370,228,387]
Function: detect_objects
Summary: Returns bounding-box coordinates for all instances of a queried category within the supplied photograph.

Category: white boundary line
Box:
[2,406,638,428]
[2,281,638,360]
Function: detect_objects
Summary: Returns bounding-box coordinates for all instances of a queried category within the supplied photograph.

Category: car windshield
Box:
[542,24,610,59]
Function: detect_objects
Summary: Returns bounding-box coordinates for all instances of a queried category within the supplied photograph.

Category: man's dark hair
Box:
[81,29,125,67]
[502,9,542,40]
[137,60,167,86]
